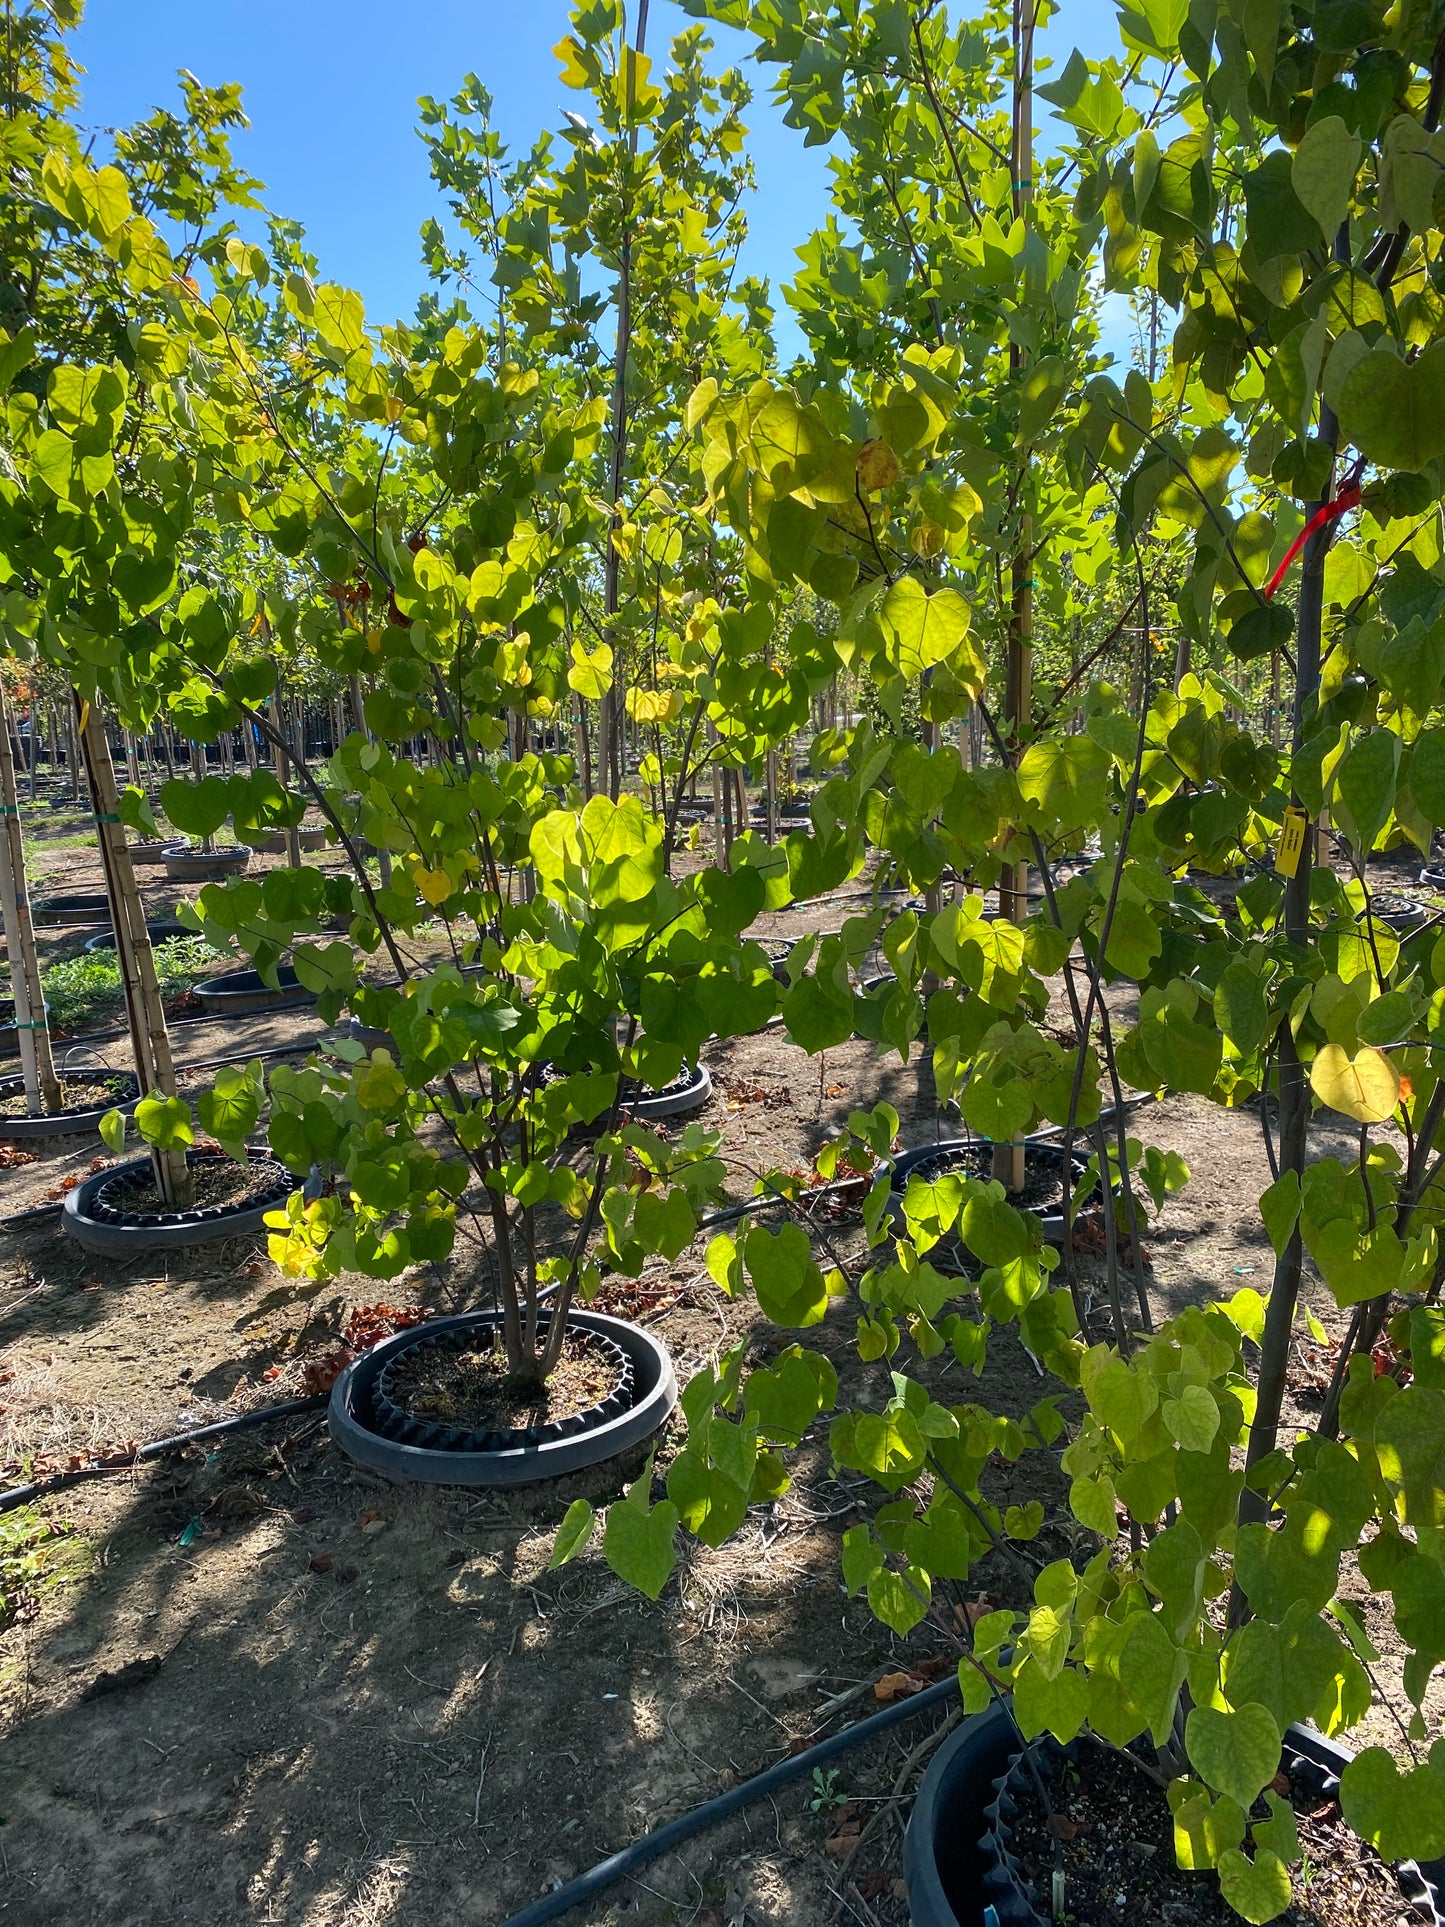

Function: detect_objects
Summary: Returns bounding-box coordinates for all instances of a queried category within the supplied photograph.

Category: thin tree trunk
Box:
[994,0,1034,1196]
[271,695,302,868]
[75,693,193,1207]
[1233,396,1342,1588]
[0,686,61,1113]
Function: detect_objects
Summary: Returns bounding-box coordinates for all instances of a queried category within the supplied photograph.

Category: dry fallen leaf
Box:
[873,1670,915,1703]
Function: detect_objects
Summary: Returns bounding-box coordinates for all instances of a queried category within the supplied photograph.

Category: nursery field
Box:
[6,0,1445,1922]
[0,801,1438,1927]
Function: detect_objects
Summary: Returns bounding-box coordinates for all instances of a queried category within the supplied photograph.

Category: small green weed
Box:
[808,1766,849,1813]
[39,934,221,1032]
[0,1505,91,1630]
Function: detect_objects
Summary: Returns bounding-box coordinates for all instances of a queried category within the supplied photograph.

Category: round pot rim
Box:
[965,1710,1445,1927]
[328,1308,678,1487]
[61,1145,294,1252]
[0,1068,141,1136]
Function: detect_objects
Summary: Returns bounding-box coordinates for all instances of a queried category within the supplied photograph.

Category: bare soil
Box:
[0,816,1437,1926]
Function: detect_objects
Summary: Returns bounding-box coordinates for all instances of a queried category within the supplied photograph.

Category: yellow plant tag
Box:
[1275,805,1308,879]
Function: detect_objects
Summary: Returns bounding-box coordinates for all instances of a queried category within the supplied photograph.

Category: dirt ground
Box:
[0,792,1437,1927]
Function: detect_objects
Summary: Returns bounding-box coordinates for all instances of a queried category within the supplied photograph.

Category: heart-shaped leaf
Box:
[1186,1702,1281,1812]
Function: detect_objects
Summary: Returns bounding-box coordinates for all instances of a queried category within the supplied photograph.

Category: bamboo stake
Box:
[0,686,61,1113]
[271,694,302,868]
[75,694,192,1207]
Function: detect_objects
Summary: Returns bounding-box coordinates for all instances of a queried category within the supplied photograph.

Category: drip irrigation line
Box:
[0,1395,326,1515]
[493,1671,961,1927]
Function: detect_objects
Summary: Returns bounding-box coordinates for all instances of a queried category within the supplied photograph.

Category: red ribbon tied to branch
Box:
[1261,482,1363,602]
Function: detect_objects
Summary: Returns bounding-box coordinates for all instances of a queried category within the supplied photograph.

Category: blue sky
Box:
[73,1,1123,346]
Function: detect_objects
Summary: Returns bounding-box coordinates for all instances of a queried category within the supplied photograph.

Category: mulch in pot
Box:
[383,1327,623,1433]
[0,1073,132,1118]
[1006,1735,1416,1926]
[904,1141,1071,1217]
[100,1155,279,1216]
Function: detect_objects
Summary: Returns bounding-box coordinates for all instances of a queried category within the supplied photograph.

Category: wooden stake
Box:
[75,694,192,1207]
[0,685,62,1113]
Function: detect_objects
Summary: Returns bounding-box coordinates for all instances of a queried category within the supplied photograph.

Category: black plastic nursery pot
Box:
[887,1138,1094,1252]
[904,1699,1021,1927]
[976,1720,1445,1927]
[328,1308,678,1487]
[247,824,328,855]
[621,1062,712,1121]
[348,1015,394,1054]
[126,839,178,866]
[61,1145,296,1254]
[31,891,112,929]
[1421,865,1445,892]
[1366,891,1428,937]
[0,1069,140,1139]
[0,997,49,1058]
[195,964,317,1017]
[161,843,251,884]
[83,919,188,954]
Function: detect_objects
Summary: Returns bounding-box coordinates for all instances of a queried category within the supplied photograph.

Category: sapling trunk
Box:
[0,684,62,1114]
[75,694,193,1209]
[1235,426,1339,1550]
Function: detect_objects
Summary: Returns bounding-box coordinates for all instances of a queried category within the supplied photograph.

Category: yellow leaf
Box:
[1310,1043,1401,1123]
[413,865,453,908]
[856,438,901,491]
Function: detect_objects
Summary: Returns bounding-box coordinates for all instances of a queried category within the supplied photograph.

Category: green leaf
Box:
[1017,737,1110,834]
[1005,1501,1044,1540]
[665,1448,749,1548]
[1290,116,1361,238]
[782,971,855,1053]
[866,1564,930,1635]
[1340,1748,1445,1864]
[1332,729,1401,856]
[1015,356,1069,446]
[603,1466,679,1601]
[133,1094,194,1151]
[98,1108,127,1155]
[161,775,234,839]
[1171,1783,1247,1870]
[1217,1848,1293,1925]
[1215,960,1269,1056]
[1224,1599,1370,1737]
[1253,1790,1300,1866]
[549,1498,595,1569]
[1336,342,1445,473]
[1410,728,1445,826]
[1243,150,1322,261]
[1185,1702,1282,1812]
[744,1221,829,1328]
[1375,1386,1445,1528]
[876,577,976,682]
[1163,1384,1221,1453]
[1014,1659,1089,1743]
[1070,1475,1119,1536]
[196,1062,263,1152]
[1083,1349,1159,1442]
[1258,1170,1301,1258]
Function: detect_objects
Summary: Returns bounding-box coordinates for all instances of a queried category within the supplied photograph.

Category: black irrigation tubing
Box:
[49,1010,322,1050]
[494,1673,961,1927]
[0,1395,326,1515]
